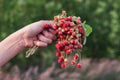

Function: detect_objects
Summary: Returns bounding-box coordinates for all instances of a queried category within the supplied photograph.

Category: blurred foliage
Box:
[0,0,120,68]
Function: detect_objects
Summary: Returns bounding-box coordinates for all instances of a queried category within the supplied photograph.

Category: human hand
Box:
[22,20,56,48]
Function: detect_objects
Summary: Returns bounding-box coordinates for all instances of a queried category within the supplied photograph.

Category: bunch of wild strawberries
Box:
[51,11,85,69]
[26,10,92,69]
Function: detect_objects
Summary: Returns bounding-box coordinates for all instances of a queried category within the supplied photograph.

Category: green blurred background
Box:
[0,0,120,69]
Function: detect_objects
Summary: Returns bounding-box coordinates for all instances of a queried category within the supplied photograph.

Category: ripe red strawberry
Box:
[66,49,72,54]
[76,63,81,68]
[56,52,61,57]
[61,63,66,68]
[73,54,79,60]
[71,60,76,65]
[58,57,64,63]
[44,24,50,29]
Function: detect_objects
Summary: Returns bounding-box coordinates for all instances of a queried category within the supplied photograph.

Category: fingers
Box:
[38,35,52,44]
[34,40,47,47]
[43,30,56,39]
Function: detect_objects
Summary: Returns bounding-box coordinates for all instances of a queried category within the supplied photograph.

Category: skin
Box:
[0,20,56,67]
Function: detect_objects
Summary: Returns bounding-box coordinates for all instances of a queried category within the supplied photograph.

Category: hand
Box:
[22,20,56,48]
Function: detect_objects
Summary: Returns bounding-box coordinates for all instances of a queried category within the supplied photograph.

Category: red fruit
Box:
[70,39,75,44]
[64,46,69,51]
[64,27,69,31]
[71,60,76,65]
[56,52,61,57]
[69,45,74,49]
[52,24,58,29]
[76,63,81,68]
[54,16,58,22]
[74,40,78,45]
[72,32,76,37]
[79,27,83,33]
[55,44,60,49]
[63,23,68,27]
[59,21,64,27]
[78,45,83,49]
[64,40,69,46]
[67,31,72,35]
[69,22,74,27]
[66,49,72,54]
[61,63,66,68]
[65,16,72,21]
[44,24,50,29]
[58,57,64,63]
[73,54,79,60]
[77,19,81,24]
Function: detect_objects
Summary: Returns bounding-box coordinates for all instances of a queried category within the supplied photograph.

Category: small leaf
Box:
[82,22,92,37]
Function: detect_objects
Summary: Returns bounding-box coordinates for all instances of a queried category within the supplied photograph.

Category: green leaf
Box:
[82,22,92,37]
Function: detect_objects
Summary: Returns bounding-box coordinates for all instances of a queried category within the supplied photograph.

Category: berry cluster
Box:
[52,11,85,69]
[26,10,92,69]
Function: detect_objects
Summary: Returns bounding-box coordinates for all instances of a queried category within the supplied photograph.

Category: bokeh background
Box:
[0,0,120,80]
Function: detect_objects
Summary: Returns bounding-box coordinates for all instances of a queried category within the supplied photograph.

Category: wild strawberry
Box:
[64,40,69,46]
[71,60,76,65]
[54,16,58,22]
[44,24,50,29]
[76,63,81,68]
[52,24,58,29]
[56,52,61,57]
[69,45,74,49]
[66,49,72,54]
[73,54,79,60]
[61,63,66,68]
[70,39,75,44]
[70,22,74,27]
[65,16,72,21]
[79,27,83,33]
[78,45,83,49]
[59,21,64,27]
[58,57,64,63]
[63,23,68,27]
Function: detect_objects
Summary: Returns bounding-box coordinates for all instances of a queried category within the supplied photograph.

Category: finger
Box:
[34,40,48,47]
[43,30,55,39]
[38,34,52,44]
[49,29,56,35]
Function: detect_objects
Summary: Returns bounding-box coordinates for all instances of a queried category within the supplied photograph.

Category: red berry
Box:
[74,40,78,45]
[70,39,75,44]
[76,63,81,68]
[52,24,58,29]
[73,54,79,60]
[78,45,83,49]
[64,40,69,46]
[61,63,66,68]
[63,23,68,27]
[79,27,83,33]
[71,60,76,65]
[66,49,72,54]
[69,22,74,27]
[56,52,61,57]
[58,57,64,63]
[44,24,50,29]
[59,21,64,27]
[54,16,58,22]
